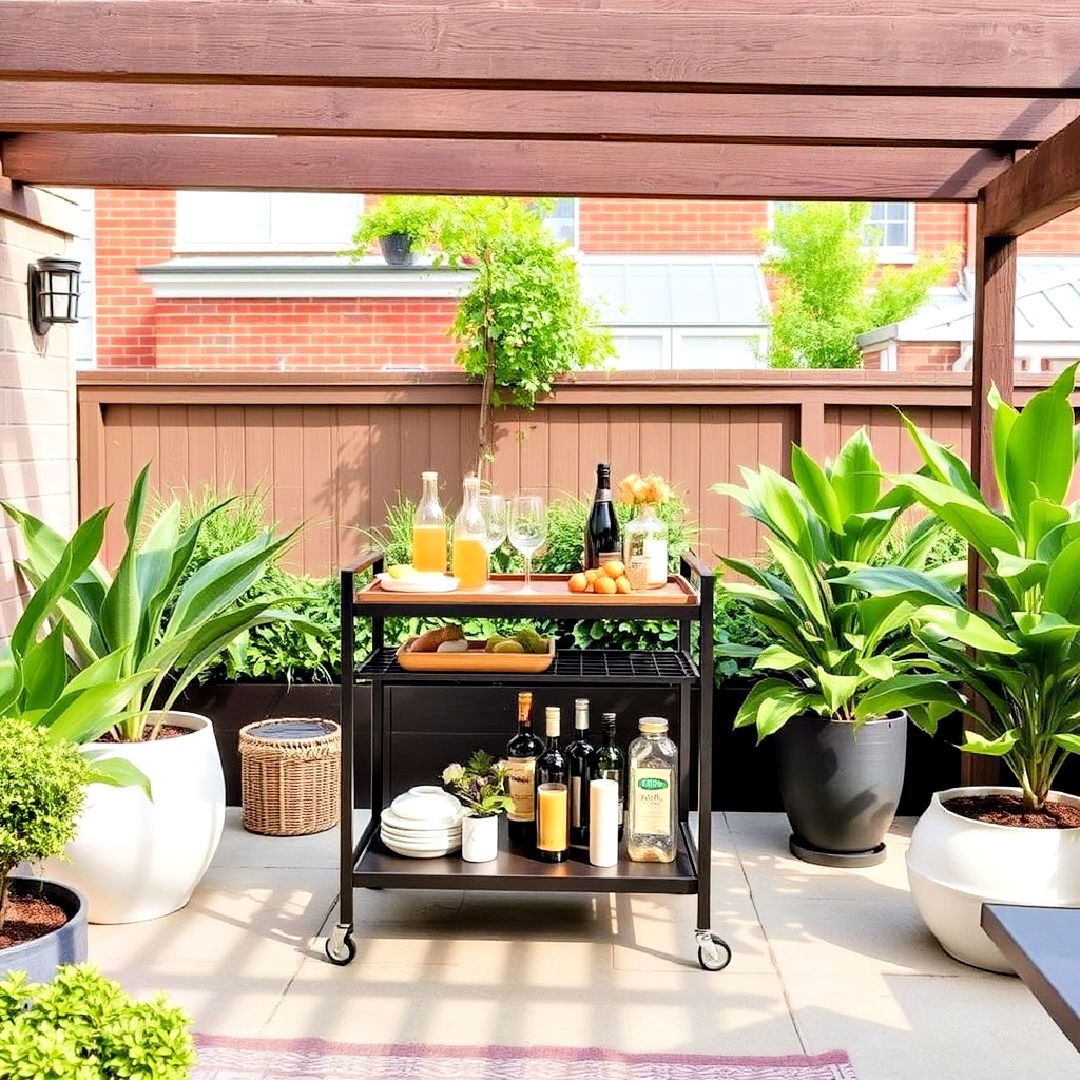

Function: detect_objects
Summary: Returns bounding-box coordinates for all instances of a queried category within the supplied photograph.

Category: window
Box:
[542,198,578,247]
[609,328,763,371]
[175,191,364,252]
[866,202,914,253]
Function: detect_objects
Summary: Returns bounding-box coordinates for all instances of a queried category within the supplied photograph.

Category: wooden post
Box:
[964,191,1016,786]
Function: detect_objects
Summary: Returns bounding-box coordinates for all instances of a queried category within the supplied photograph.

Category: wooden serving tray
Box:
[397,637,556,673]
[358,574,698,606]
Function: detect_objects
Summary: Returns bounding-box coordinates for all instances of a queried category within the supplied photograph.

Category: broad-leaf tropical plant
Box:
[3,464,315,742]
[873,364,1080,810]
[712,430,968,741]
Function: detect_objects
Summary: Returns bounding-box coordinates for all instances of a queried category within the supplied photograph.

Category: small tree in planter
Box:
[0,719,89,974]
[712,429,967,866]
[348,194,442,266]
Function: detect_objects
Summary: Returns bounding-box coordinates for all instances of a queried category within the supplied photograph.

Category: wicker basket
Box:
[239,718,340,836]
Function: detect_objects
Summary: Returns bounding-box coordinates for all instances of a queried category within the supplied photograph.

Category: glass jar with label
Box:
[627,716,677,863]
[623,503,669,590]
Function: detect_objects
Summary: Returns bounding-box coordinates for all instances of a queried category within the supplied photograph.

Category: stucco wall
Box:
[0,186,79,637]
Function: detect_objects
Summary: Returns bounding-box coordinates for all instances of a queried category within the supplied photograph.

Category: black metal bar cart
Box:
[326,550,730,971]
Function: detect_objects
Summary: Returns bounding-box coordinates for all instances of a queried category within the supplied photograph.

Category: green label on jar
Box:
[638,777,669,791]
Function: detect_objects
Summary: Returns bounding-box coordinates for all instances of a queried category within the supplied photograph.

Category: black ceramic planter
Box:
[0,879,87,981]
[775,713,907,867]
[379,232,415,266]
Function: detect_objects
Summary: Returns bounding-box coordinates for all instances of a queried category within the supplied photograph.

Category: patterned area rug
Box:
[194,1036,858,1079]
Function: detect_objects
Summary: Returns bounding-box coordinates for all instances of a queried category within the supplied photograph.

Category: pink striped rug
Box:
[194,1036,857,1079]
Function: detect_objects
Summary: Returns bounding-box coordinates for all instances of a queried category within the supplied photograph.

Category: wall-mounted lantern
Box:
[27,257,81,336]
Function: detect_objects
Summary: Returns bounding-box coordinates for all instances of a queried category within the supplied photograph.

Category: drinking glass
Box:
[478,493,507,558]
[507,494,546,591]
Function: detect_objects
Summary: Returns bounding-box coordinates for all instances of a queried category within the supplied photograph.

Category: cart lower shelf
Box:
[351,819,699,894]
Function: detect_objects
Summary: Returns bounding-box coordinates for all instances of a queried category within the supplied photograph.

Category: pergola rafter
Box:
[4,0,1080,789]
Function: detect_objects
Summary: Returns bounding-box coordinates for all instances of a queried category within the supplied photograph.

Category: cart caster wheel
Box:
[325,924,356,966]
[696,931,732,972]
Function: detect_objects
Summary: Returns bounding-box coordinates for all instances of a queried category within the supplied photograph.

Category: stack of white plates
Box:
[380,786,465,858]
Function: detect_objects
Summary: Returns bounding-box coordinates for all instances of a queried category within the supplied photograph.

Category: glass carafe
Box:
[627,716,677,863]
[453,474,489,589]
[623,503,669,590]
[412,471,447,574]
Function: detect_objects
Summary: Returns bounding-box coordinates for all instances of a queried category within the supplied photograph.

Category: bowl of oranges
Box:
[567,560,634,596]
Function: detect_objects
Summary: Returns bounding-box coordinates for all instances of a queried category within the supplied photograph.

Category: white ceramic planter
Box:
[461,813,500,863]
[907,785,1080,973]
[44,711,226,924]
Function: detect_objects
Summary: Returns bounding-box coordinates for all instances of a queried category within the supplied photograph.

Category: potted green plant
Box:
[0,965,195,1078]
[712,429,967,866]
[0,719,89,981]
[4,464,313,924]
[883,365,1080,971]
[348,194,442,266]
[443,751,514,863]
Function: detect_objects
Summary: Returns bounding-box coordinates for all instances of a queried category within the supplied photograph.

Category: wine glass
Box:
[507,494,546,591]
[478,493,507,559]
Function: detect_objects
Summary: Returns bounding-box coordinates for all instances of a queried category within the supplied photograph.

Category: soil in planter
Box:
[0,893,67,949]
[99,724,192,742]
[945,793,1080,829]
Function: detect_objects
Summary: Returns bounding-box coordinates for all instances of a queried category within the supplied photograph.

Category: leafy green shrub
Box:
[0,719,89,930]
[348,194,444,250]
[0,965,194,1080]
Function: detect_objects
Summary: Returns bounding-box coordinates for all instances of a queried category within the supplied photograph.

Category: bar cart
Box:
[326,550,731,972]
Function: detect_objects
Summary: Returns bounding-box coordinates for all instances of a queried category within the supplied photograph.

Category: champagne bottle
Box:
[584,462,620,570]
[566,697,599,847]
[505,692,544,847]
[535,707,568,863]
[596,712,625,839]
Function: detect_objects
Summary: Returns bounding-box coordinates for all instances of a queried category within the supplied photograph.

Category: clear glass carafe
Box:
[452,474,489,589]
[412,471,447,574]
[623,503,669,590]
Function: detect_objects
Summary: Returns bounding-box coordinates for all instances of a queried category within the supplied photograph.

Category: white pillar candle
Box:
[589,778,620,867]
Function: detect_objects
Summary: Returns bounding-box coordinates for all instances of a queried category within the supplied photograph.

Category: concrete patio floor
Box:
[89,811,1077,1080]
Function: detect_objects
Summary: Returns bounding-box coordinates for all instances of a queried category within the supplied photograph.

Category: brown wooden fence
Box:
[76,369,1056,575]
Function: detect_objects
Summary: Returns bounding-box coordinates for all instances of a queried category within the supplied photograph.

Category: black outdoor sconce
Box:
[27,257,81,336]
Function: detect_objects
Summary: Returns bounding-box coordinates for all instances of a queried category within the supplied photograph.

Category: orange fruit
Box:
[603,560,625,579]
[584,569,600,583]
[568,573,588,594]
[594,576,617,595]
[615,576,633,594]
[585,582,595,593]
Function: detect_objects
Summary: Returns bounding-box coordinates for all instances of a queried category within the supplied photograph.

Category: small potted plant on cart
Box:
[443,752,515,863]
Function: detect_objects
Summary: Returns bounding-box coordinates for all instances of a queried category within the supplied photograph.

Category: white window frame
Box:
[174,191,365,254]
[767,201,915,263]
[608,327,673,370]
[672,327,767,370]
[542,197,579,249]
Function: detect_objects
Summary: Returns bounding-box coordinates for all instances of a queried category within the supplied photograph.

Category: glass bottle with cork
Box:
[452,473,489,590]
[534,706,569,863]
[584,462,620,570]
[412,470,447,574]
[566,698,599,847]
[505,691,544,847]
[627,716,677,863]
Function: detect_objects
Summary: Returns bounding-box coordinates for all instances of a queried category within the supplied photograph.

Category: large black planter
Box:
[379,232,414,266]
[0,879,87,981]
[775,713,907,867]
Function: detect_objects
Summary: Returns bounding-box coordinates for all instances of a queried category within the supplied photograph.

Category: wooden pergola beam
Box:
[983,113,1080,237]
[0,133,1010,200]
[1,82,1077,148]
[3,4,1080,94]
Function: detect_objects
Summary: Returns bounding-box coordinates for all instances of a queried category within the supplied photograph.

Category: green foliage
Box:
[347,194,443,248]
[0,965,195,1080]
[441,750,515,818]
[763,202,953,369]
[712,429,968,740]
[891,365,1080,809]
[3,466,317,741]
[0,719,89,926]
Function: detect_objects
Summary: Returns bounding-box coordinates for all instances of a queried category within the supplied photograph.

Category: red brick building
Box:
[78,193,1080,373]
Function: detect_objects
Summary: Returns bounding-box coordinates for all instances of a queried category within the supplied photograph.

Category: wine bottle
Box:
[596,712,625,839]
[566,697,598,847]
[535,707,568,863]
[584,462,620,570]
[505,691,545,847]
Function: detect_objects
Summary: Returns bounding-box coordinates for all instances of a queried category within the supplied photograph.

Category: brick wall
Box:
[0,192,79,637]
[1021,208,1080,254]
[578,198,767,252]
[894,343,962,372]
[154,297,460,369]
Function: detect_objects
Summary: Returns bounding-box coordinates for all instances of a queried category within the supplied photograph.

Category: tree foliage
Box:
[763,202,952,369]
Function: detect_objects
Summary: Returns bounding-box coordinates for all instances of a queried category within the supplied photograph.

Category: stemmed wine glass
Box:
[478,493,507,585]
[507,494,546,591]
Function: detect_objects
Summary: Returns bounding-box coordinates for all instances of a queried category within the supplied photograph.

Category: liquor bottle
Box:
[505,691,544,847]
[596,712,625,839]
[534,706,569,863]
[627,716,677,864]
[412,470,447,574]
[584,462,620,570]
[452,473,489,590]
[566,697,599,847]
